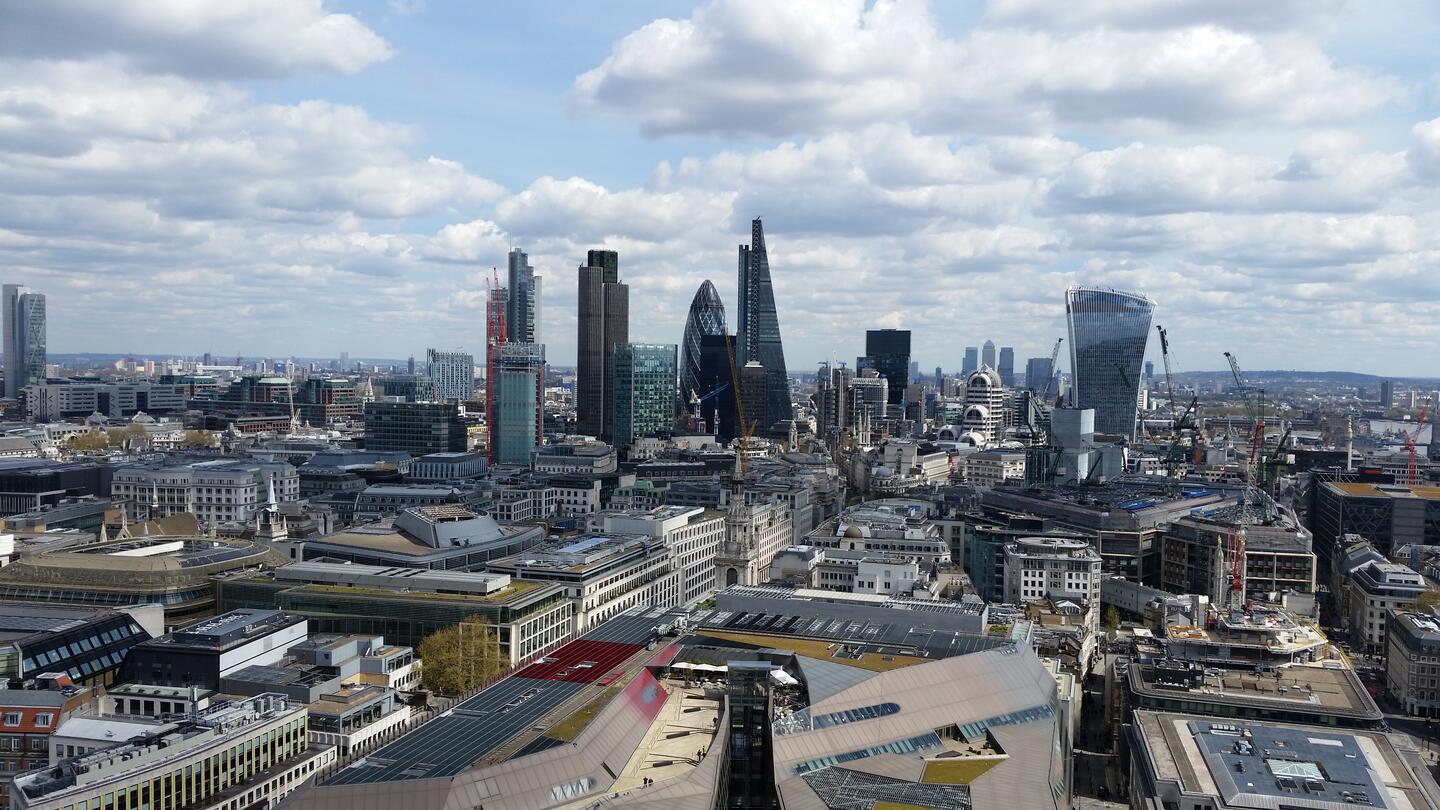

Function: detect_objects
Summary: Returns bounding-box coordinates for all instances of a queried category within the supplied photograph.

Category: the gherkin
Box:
[680,279,727,410]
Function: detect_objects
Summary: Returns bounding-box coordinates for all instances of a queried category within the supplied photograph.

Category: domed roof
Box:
[967,367,1002,388]
[843,526,864,539]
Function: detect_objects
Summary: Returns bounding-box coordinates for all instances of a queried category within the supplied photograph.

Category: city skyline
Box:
[4,2,1440,376]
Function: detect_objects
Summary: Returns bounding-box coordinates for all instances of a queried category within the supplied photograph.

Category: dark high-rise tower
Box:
[863,329,910,407]
[998,346,1015,387]
[962,346,978,375]
[736,218,790,430]
[576,249,628,441]
[680,280,727,411]
[981,340,996,371]
[1066,286,1154,440]
[506,247,541,344]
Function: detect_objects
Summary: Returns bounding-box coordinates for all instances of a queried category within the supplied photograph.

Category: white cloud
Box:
[983,0,1347,31]
[574,0,1400,138]
[0,0,393,79]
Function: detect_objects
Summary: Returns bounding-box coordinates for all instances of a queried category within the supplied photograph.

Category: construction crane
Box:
[1156,326,1179,425]
[1222,351,1263,607]
[722,325,753,478]
[1403,409,1430,485]
[1040,338,1063,404]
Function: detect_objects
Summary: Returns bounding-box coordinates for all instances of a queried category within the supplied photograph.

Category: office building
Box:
[505,247,541,345]
[960,367,1006,444]
[1161,513,1316,602]
[2,286,44,400]
[576,249,628,441]
[24,381,186,421]
[862,329,910,408]
[1144,359,1155,380]
[1128,712,1440,810]
[1380,379,1395,407]
[424,348,473,402]
[111,459,299,524]
[0,603,157,687]
[679,279,727,411]
[1336,543,1426,655]
[362,400,466,456]
[981,339,996,370]
[1003,536,1102,608]
[119,609,309,691]
[961,345,978,375]
[1312,481,1440,573]
[1065,286,1154,439]
[997,345,1015,386]
[218,560,570,662]
[281,504,545,571]
[10,694,335,810]
[592,506,725,604]
[736,218,790,431]
[611,343,676,450]
[375,373,432,403]
[1386,608,1440,718]
[1024,355,1053,393]
[698,333,738,441]
[488,534,682,632]
[0,679,101,810]
[491,341,544,465]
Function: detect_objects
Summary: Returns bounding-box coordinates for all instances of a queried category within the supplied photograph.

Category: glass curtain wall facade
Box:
[611,343,677,449]
[576,250,627,441]
[3,285,45,399]
[863,329,910,407]
[680,280,727,409]
[495,342,544,465]
[506,248,541,344]
[737,218,790,430]
[1065,287,1155,439]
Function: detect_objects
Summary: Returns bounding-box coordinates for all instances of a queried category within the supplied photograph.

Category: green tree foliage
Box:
[418,621,508,696]
[1416,590,1440,611]
[1104,606,1121,630]
[179,429,219,448]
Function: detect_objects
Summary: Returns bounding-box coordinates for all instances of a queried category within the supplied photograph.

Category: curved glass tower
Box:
[680,279,727,408]
[1065,287,1154,440]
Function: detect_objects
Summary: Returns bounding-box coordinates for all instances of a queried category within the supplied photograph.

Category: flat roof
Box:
[1133,711,1437,809]
[143,609,303,651]
[1131,661,1379,719]
[1329,481,1440,500]
[325,606,671,786]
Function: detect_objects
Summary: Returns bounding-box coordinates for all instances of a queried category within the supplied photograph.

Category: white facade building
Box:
[1003,536,1103,606]
[715,498,794,589]
[110,460,299,524]
[593,506,724,605]
[961,368,1006,445]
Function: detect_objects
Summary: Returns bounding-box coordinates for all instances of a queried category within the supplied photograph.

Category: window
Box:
[34,713,52,728]
[2,713,19,726]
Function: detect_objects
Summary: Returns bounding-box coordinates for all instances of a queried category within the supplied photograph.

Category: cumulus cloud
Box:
[0,0,393,79]
[983,0,1347,31]
[574,0,1399,138]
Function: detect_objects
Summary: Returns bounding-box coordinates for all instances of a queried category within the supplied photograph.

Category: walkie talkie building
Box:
[1065,286,1154,440]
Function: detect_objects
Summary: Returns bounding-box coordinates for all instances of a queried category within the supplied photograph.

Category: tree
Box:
[179,430,219,449]
[65,432,110,452]
[418,621,508,696]
[1104,606,1121,630]
[1417,590,1440,611]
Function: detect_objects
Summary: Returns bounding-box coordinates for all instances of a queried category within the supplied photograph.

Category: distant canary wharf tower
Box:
[737,218,790,430]
[1065,286,1154,440]
[680,279,726,407]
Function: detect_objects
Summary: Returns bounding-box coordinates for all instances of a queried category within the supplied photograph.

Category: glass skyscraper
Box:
[576,249,627,441]
[680,279,726,408]
[494,342,545,464]
[506,248,541,345]
[863,329,910,407]
[3,284,45,399]
[1065,286,1155,439]
[611,343,677,449]
[736,218,790,430]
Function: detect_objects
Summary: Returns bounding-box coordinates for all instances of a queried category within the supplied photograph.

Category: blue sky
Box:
[3,0,1440,376]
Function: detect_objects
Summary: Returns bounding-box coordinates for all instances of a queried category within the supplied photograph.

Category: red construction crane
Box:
[1403,408,1429,486]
